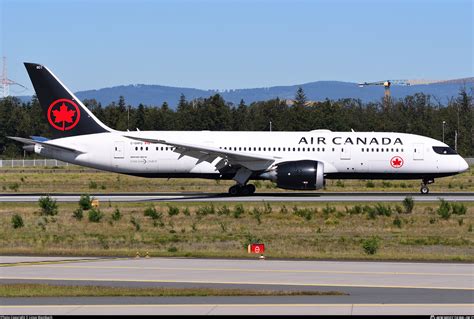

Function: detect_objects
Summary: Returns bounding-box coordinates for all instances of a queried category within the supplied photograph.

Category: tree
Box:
[294,87,307,107]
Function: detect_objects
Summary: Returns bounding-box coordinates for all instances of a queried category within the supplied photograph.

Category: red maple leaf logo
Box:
[390,156,404,168]
[47,99,80,131]
[52,103,76,128]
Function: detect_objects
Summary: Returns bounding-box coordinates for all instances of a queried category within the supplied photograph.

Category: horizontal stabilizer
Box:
[7,136,84,154]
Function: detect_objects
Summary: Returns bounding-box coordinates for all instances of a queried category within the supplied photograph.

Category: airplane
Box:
[8,63,469,195]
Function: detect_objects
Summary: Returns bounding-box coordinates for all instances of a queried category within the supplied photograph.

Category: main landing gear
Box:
[420,178,434,194]
[228,184,256,196]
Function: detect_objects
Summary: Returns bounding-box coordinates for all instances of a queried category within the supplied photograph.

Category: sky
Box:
[1,0,472,95]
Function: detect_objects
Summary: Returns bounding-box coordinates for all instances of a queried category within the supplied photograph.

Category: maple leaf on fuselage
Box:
[392,158,402,166]
[53,103,76,124]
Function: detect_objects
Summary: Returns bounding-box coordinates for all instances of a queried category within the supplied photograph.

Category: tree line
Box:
[0,87,472,157]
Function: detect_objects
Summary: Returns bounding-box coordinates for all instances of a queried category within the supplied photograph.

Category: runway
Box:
[1,191,473,202]
[1,256,473,315]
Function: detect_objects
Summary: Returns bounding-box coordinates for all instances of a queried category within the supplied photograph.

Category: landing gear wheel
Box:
[228,184,256,196]
[420,178,433,194]
[420,185,429,194]
[246,184,256,195]
[229,185,241,196]
[240,184,256,196]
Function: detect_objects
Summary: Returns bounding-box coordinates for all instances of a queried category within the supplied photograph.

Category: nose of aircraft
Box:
[458,156,469,172]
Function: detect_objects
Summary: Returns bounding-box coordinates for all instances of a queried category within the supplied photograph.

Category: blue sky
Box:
[1,0,472,95]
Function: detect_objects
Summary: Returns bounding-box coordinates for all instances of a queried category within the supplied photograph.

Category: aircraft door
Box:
[114,141,125,159]
[340,146,351,160]
[413,143,424,160]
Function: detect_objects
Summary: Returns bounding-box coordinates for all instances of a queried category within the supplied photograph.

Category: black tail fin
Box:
[24,62,112,138]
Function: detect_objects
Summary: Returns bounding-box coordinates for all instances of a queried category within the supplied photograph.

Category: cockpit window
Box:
[433,146,457,155]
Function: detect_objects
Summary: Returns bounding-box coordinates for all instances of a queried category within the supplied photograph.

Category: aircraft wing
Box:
[124,135,278,171]
[7,136,85,154]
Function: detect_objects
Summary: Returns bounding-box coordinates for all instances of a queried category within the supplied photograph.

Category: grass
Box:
[1,201,473,261]
[0,165,472,193]
[0,284,345,297]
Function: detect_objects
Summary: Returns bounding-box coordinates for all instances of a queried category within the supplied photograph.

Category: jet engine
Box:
[260,160,324,190]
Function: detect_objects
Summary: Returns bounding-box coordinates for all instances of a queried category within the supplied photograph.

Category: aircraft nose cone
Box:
[459,157,469,172]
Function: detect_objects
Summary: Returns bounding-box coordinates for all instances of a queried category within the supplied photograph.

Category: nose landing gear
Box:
[420,178,434,194]
[228,184,256,196]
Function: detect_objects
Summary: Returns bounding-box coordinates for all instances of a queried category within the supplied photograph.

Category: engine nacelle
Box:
[260,160,324,190]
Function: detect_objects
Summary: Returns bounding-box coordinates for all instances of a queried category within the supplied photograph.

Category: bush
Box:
[79,194,93,210]
[144,206,162,220]
[437,199,451,220]
[402,196,414,214]
[336,180,345,188]
[9,183,20,192]
[382,181,392,188]
[252,207,263,224]
[393,216,402,228]
[451,203,467,215]
[38,196,58,216]
[167,205,180,217]
[130,216,141,231]
[374,204,392,217]
[263,203,272,214]
[362,237,379,255]
[364,206,377,219]
[233,204,245,218]
[293,206,313,221]
[365,181,375,188]
[88,181,98,189]
[72,208,84,220]
[217,206,231,216]
[11,214,24,229]
[88,208,104,223]
[182,207,191,216]
[112,208,122,221]
[196,204,215,216]
[168,246,178,253]
[345,205,363,215]
[322,204,336,216]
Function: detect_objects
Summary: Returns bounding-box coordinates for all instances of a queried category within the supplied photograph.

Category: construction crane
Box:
[1,57,28,98]
[358,79,410,100]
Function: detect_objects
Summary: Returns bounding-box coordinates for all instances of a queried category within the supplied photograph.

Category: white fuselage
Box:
[35,130,468,180]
